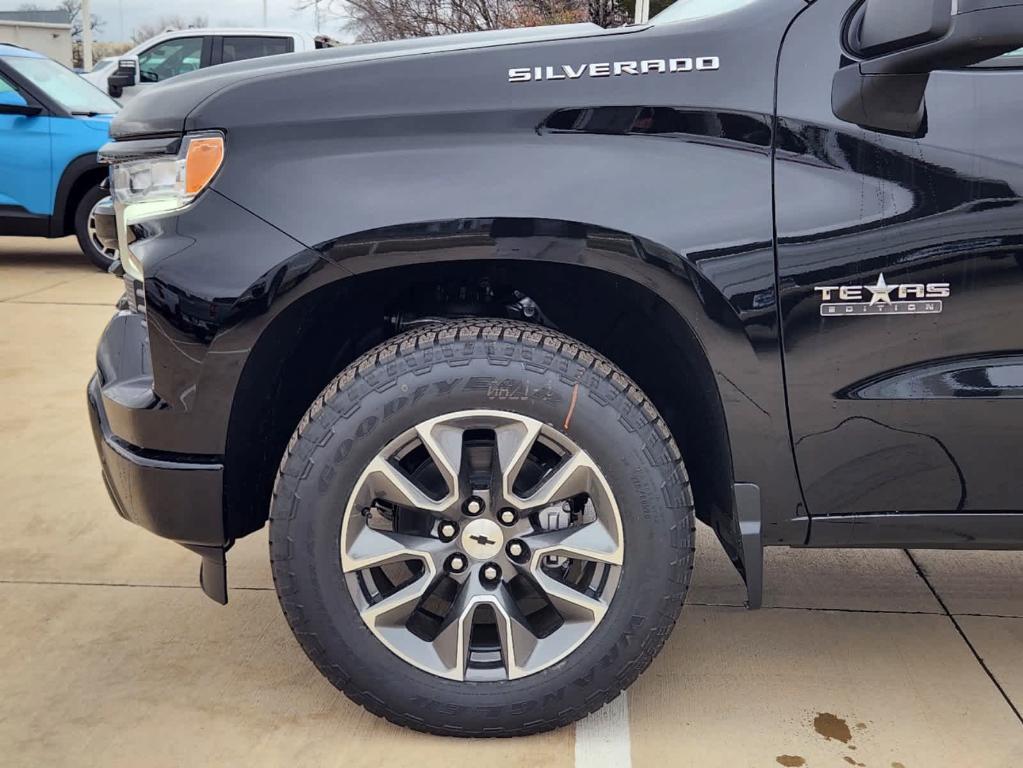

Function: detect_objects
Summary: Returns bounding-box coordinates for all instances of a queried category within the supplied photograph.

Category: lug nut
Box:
[464,496,485,516]
[506,540,527,560]
[498,508,517,526]
[447,554,467,574]
[438,521,458,542]
[481,563,501,583]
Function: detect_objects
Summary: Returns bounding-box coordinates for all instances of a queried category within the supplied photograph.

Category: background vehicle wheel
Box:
[74,186,116,271]
[270,320,695,736]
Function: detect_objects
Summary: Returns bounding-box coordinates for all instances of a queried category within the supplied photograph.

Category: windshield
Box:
[652,0,760,24]
[3,56,119,115]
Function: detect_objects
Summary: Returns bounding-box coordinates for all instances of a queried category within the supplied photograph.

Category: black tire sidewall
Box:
[74,185,113,271]
[271,327,692,733]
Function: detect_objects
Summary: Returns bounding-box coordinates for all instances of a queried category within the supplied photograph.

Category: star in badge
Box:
[865,273,895,305]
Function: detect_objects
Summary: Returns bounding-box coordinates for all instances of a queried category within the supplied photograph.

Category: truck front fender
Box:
[210,109,808,563]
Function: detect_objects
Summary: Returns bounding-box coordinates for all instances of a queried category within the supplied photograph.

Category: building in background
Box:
[0,10,72,66]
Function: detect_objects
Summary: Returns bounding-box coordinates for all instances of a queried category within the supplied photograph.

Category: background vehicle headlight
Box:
[111,133,225,222]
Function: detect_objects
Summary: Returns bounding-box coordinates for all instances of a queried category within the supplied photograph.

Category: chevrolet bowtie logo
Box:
[469,533,496,547]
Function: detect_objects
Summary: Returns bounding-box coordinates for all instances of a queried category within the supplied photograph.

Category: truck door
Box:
[774,0,1023,537]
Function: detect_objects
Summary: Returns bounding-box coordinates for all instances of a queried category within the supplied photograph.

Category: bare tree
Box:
[19,0,103,67]
[615,0,672,21]
[293,0,629,44]
[131,15,210,45]
[588,0,629,28]
[93,41,132,59]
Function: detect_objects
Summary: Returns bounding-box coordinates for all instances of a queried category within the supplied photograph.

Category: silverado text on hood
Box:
[508,56,720,83]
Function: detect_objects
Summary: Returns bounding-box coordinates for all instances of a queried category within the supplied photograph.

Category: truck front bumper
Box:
[87,309,230,603]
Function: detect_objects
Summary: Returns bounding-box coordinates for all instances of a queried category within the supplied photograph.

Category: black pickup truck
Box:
[88,0,1023,737]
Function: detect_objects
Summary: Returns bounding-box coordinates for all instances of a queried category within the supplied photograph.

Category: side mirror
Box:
[833,0,1023,135]
[107,56,139,98]
[0,90,42,116]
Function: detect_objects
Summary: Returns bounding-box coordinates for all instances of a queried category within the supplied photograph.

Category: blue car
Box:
[0,44,119,269]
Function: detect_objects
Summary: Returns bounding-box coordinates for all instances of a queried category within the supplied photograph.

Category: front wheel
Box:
[270,320,695,736]
[74,185,116,271]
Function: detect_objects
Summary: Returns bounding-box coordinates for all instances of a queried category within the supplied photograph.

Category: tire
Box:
[270,319,695,736]
[73,185,116,271]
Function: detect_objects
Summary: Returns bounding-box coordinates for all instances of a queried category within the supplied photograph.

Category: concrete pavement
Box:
[1,237,1021,767]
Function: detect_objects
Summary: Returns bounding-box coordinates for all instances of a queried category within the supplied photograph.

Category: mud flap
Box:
[733,483,763,609]
[184,543,230,605]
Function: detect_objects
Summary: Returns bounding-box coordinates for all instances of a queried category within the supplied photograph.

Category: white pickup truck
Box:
[83,28,339,101]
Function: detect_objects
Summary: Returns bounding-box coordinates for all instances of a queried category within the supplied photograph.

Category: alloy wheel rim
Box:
[87,199,117,263]
[340,409,624,681]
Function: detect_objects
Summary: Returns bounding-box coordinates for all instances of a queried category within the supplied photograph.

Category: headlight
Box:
[108,132,224,281]
[111,132,225,221]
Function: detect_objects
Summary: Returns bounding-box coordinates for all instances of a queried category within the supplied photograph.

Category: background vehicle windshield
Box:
[3,56,119,115]
[652,0,760,24]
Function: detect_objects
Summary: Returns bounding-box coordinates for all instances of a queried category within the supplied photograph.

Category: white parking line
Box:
[575,692,632,768]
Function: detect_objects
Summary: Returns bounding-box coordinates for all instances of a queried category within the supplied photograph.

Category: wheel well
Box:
[223,260,735,547]
[60,166,106,236]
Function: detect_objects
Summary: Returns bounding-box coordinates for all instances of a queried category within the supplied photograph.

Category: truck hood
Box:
[111,23,633,139]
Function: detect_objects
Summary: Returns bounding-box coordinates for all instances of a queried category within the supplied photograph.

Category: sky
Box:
[0,0,343,42]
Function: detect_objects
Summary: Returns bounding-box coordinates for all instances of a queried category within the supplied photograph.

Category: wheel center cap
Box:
[461,518,504,560]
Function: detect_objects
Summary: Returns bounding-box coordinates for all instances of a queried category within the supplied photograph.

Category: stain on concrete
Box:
[776,757,806,767]
[813,712,853,743]
[843,758,865,767]
[892,763,907,768]
[856,722,868,730]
